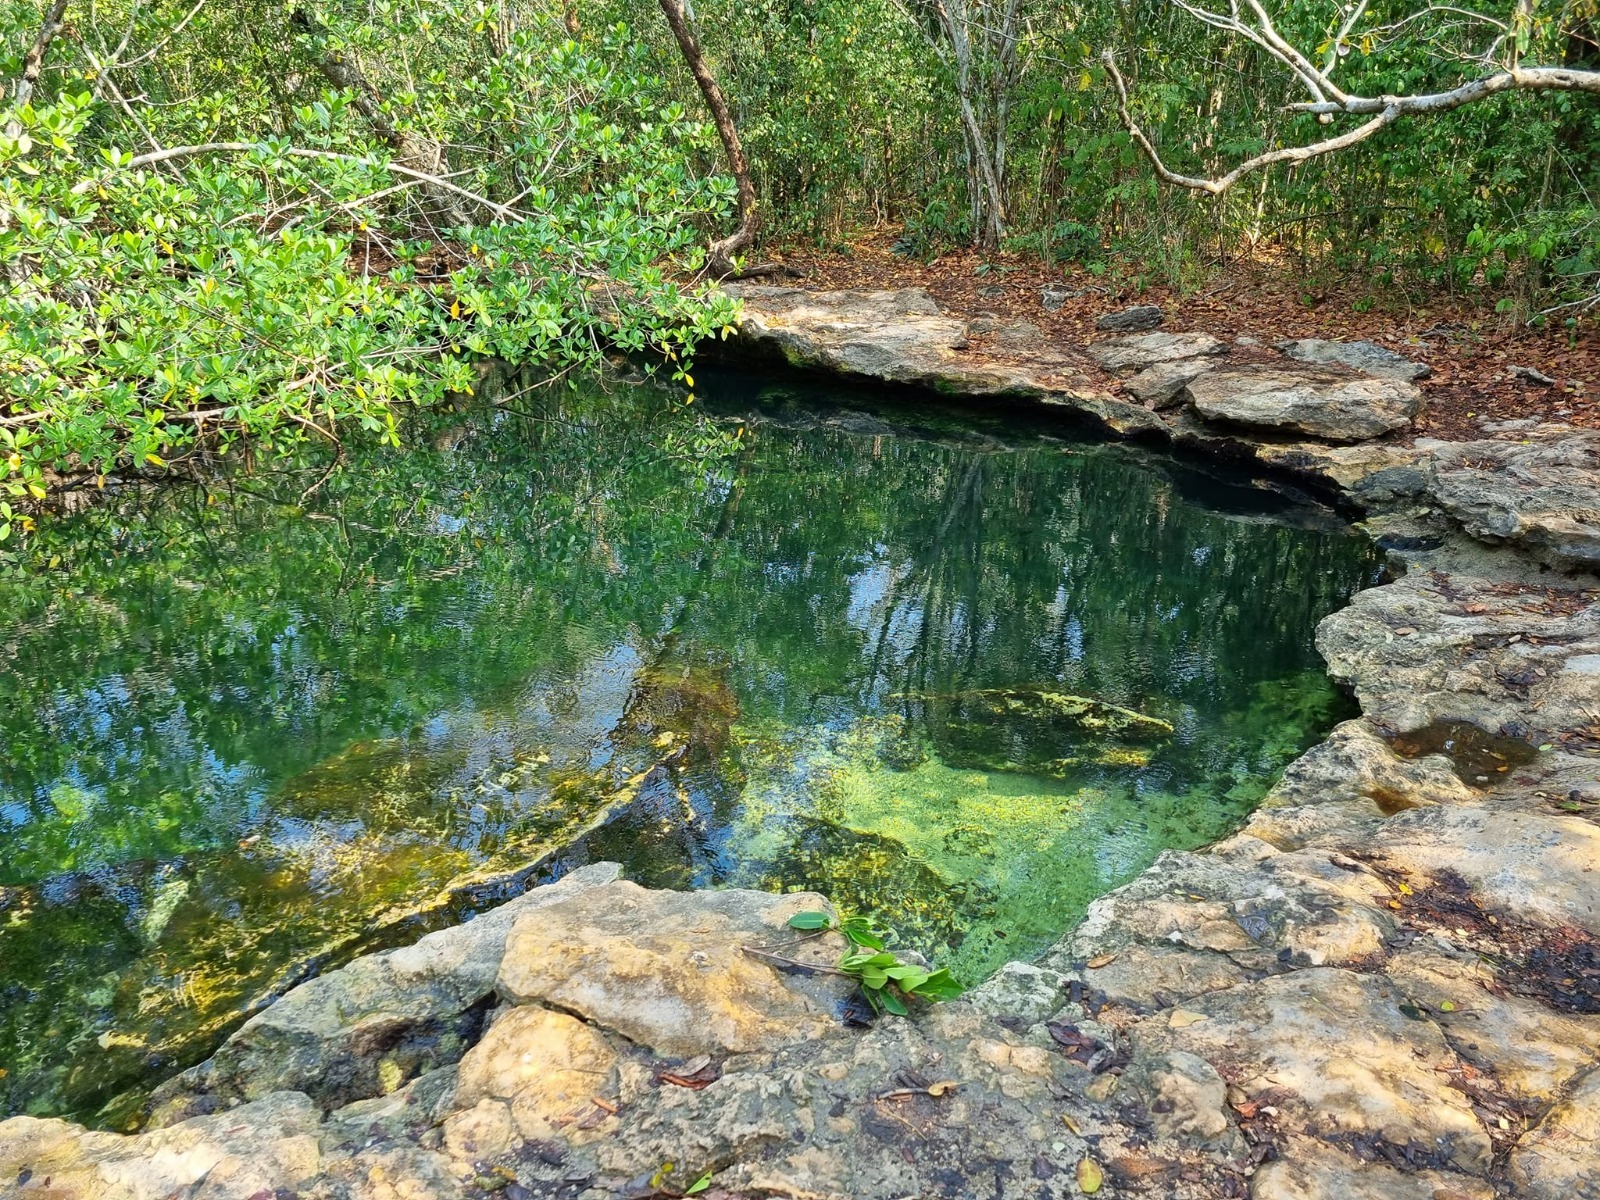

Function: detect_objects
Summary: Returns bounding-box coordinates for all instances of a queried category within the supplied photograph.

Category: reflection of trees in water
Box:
[685,422,1375,777]
[0,381,1374,1126]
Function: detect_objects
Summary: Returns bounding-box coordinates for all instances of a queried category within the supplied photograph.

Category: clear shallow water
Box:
[0,371,1379,1125]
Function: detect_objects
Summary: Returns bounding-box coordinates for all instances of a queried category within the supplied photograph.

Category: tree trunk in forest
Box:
[6,0,70,139]
[901,0,1020,251]
[940,0,1006,249]
[5,0,72,285]
[656,0,786,278]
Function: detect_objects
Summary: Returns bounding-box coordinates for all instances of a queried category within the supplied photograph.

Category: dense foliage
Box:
[0,0,740,526]
[3,0,1595,532]
[584,0,1597,305]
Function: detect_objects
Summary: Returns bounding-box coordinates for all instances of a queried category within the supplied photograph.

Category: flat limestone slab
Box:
[1186,363,1423,441]
[498,880,856,1057]
[1424,426,1600,570]
[1279,336,1431,382]
[724,284,1167,435]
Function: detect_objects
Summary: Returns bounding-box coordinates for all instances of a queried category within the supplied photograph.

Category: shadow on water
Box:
[0,367,1381,1126]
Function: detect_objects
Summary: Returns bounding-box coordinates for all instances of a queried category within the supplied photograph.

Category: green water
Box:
[0,370,1378,1126]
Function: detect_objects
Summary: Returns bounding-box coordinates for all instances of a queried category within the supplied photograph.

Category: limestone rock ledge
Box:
[722,285,1600,572]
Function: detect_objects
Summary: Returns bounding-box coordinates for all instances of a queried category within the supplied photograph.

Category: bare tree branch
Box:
[68,142,526,221]
[1103,0,1600,196]
[892,0,1020,248]
[1290,65,1600,113]
[1103,50,1398,194]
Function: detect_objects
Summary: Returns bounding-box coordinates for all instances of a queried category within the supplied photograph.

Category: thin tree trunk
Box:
[292,13,476,229]
[5,0,72,285]
[656,0,787,278]
[929,0,1007,249]
[6,0,71,139]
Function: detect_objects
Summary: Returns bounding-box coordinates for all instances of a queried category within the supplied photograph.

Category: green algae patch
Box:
[724,710,1286,983]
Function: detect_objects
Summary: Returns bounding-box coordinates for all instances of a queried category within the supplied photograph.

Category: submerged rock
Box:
[1186,363,1423,441]
[911,684,1174,739]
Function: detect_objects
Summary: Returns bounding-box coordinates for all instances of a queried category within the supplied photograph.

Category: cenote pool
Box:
[0,370,1380,1126]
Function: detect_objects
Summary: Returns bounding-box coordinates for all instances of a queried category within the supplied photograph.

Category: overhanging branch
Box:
[1102,50,1398,195]
[69,143,526,222]
[1102,0,1600,198]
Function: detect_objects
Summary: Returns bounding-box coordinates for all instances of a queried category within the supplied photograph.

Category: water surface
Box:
[0,371,1378,1124]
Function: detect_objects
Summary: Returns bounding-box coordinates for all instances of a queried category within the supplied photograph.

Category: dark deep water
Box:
[0,370,1380,1125]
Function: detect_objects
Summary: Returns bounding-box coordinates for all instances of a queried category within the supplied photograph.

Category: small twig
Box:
[298,441,347,503]
[872,1081,961,1101]
[741,945,851,976]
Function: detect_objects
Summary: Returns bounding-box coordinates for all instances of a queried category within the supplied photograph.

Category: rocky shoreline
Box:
[4,289,1598,1200]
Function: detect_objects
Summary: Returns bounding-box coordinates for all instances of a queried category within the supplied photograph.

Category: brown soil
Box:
[771,233,1600,444]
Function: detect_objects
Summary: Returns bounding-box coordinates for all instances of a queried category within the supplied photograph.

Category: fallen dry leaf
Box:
[1076,1156,1104,1194]
[1086,953,1116,969]
[1168,1009,1209,1028]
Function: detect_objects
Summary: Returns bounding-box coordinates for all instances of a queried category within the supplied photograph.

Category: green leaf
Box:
[910,969,964,1001]
[787,911,833,931]
[685,1173,713,1195]
[884,966,930,990]
[841,924,885,949]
